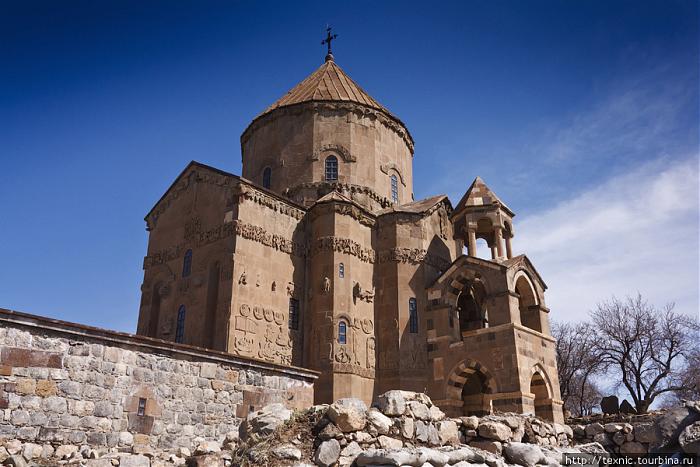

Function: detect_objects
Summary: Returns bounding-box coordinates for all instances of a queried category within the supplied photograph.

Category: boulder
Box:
[503,442,545,467]
[679,421,700,455]
[4,455,28,467]
[378,435,403,449]
[470,440,503,455]
[271,443,302,460]
[20,443,42,460]
[653,405,700,451]
[401,417,415,439]
[375,390,407,416]
[437,420,459,445]
[601,395,620,415]
[604,423,623,433]
[584,423,605,437]
[407,401,431,420]
[415,420,440,445]
[441,446,484,464]
[367,407,393,434]
[340,441,362,458]
[429,405,446,421]
[478,420,512,441]
[314,439,341,467]
[194,440,221,455]
[355,448,417,466]
[619,400,637,414]
[118,454,151,467]
[328,398,368,432]
[242,402,292,439]
[461,416,480,430]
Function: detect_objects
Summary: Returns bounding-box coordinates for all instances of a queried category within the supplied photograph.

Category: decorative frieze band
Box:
[234,184,306,220]
[311,236,376,263]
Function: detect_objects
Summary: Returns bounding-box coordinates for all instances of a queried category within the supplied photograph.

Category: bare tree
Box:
[553,321,603,416]
[662,346,700,406]
[591,294,700,413]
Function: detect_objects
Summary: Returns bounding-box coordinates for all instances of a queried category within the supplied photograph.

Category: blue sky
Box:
[1,0,698,332]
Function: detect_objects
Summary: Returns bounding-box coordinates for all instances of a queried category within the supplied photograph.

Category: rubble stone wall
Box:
[0,308,317,454]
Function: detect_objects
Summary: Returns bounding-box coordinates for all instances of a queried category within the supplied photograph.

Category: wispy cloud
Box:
[516,155,699,322]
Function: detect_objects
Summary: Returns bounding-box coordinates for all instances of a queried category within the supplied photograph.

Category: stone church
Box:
[136,48,564,423]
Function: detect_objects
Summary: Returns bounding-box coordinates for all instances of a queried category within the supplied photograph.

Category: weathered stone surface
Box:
[328,398,367,432]
[503,442,545,467]
[272,443,302,460]
[378,435,403,449]
[653,406,700,450]
[679,422,700,455]
[478,421,512,442]
[407,401,431,420]
[375,390,407,416]
[367,407,392,434]
[117,454,150,467]
[244,403,292,439]
[437,420,459,445]
[314,439,341,467]
[470,440,503,455]
[584,423,604,437]
[461,416,479,430]
[401,417,415,439]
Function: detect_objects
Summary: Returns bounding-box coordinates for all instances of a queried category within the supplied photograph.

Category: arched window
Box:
[175,305,186,343]
[182,249,192,278]
[338,320,347,344]
[390,174,399,203]
[325,155,338,181]
[339,263,344,278]
[288,298,299,330]
[409,298,418,333]
[262,167,272,189]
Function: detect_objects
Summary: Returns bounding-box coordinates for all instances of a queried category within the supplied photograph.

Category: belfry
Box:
[136,40,564,422]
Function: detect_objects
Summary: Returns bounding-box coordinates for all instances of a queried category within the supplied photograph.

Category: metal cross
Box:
[321,26,338,57]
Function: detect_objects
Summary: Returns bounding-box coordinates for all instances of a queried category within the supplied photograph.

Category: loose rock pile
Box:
[570,401,700,456]
[238,390,597,467]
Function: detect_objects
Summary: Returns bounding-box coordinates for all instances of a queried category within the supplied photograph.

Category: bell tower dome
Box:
[240,54,414,211]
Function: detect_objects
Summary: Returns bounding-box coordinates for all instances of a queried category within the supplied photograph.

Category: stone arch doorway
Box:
[530,370,553,421]
[446,360,497,416]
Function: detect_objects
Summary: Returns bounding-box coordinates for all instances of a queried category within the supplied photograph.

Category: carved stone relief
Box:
[321,277,331,295]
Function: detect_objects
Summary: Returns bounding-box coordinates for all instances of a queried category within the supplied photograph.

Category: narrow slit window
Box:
[409,298,418,333]
[288,298,299,330]
[339,263,344,278]
[175,305,186,343]
[325,155,338,181]
[137,398,147,416]
[390,174,399,203]
[338,321,347,344]
[182,249,192,278]
[262,167,272,189]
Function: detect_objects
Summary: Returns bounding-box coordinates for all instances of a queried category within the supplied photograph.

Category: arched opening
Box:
[175,305,186,344]
[461,370,492,416]
[262,167,272,189]
[182,249,192,278]
[390,174,399,203]
[325,155,338,181]
[338,320,347,344]
[456,281,488,333]
[530,371,553,421]
[515,274,541,332]
[147,283,161,338]
[205,262,220,349]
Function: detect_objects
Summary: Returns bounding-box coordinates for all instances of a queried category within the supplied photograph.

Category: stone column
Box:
[467,229,477,257]
[494,227,505,260]
[505,235,513,259]
[490,245,497,260]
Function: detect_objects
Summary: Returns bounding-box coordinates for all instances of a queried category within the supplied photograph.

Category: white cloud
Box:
[515,156,699,322]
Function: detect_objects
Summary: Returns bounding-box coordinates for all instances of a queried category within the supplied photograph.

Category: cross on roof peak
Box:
[321,26,338,62]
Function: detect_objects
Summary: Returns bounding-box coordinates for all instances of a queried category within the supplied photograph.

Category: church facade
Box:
[136,51,564,422]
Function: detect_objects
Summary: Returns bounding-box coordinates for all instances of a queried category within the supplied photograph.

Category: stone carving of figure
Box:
[366,337,376,369]
[271,281,277,292]
[238,271,247,285]
[287,282,295,297]
[322,277,331,294]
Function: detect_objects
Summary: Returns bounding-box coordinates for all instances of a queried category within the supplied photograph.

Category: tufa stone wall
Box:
[0,308,317,453]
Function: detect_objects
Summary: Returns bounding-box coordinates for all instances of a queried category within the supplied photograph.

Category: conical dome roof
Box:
[260,57,391,116]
